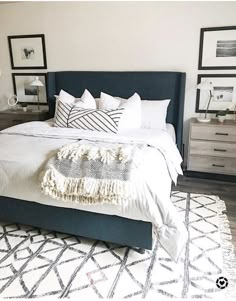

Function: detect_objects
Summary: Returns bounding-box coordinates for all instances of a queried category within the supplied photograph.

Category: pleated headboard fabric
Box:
[46,71,186,153]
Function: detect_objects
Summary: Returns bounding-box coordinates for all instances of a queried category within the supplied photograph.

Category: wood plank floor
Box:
[174,176,236,255]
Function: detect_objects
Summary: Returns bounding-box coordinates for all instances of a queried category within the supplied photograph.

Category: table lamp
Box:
[197,80,213,123]
[30,76,44,112]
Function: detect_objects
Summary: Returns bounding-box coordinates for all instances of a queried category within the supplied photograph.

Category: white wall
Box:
[0,1,236,145]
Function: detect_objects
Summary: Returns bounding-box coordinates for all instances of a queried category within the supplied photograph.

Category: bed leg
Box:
[133,247,145,254]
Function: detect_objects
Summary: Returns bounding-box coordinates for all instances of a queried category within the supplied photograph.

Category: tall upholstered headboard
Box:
[46,71,186,153]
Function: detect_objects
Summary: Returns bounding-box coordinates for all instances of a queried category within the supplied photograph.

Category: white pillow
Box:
[79,89,97,109]
[57,89,75,103]
[99,92,121,110]
[99,92,141,130]
[95,98,100,108]
[54,89,96,117]
[118,93,141,130]
[141,99,171,129]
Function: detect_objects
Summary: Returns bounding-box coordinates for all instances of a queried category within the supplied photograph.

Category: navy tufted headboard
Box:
[46,71,186,153]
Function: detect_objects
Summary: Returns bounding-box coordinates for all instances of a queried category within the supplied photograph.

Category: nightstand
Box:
[187,118,236,176]
[0,110,49,131]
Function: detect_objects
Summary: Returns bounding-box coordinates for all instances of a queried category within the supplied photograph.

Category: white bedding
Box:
[166,123,176,143]
[0,120,187,261]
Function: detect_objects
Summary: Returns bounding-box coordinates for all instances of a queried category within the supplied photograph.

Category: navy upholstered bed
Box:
[0,71,186,251]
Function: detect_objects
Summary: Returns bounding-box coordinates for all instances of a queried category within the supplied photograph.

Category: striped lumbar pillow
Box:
[54,101,124,133]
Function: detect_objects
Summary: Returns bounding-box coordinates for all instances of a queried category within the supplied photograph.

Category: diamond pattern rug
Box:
[0,192,235,298]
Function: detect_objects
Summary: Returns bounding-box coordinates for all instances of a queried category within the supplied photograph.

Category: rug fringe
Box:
[216,196,236,298]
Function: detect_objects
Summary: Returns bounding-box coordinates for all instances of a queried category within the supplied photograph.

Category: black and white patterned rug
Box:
[0,192,235,298]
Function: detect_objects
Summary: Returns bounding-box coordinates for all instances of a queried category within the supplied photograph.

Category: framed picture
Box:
[196,74,236,113]
[12,73,47,105]
[8,34,47,69]
[198,26,236,70]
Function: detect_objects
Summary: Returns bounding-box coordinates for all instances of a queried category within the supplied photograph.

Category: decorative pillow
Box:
[54,101,124,134]
[57,89,75,103]
[54,89,97,117]
[141,99,171,129]
[78,89,97,109]
[99,92,121,110]
[98,92,141,130]
[118,93,141,130]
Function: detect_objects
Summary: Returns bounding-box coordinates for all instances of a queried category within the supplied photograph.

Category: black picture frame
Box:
[198,26,236,70]
[196,74,236,114]
[8,34,47,69]
[12,73,48,105]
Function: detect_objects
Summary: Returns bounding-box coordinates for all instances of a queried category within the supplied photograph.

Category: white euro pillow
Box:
[57,89,75,103]
[99,92,141,130]
[54,89,97,117]
[80,89,97,109]
[141,99,171,129]
[118,92,142,130]
[99,92,121,110]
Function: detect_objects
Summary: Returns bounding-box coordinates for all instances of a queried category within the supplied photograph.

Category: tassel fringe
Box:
[216,196,236,298]
[41,166,136,206]
[57,141,136,165]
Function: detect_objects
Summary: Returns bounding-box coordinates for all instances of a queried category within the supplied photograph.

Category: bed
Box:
[0,71,186,261]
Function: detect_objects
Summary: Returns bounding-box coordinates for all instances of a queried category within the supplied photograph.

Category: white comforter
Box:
[0,120,187,261]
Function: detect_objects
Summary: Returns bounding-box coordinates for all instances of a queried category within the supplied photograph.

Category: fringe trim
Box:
[216,196,236,298]
[57,141,139,164]
[41,166,135,206]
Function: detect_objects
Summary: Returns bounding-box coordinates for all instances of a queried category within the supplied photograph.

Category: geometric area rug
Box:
[0,192,235,298]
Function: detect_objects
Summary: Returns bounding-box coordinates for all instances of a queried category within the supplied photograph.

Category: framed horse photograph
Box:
[8,34,47,69]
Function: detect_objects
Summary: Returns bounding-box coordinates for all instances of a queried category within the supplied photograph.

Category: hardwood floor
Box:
[174,176,236,255]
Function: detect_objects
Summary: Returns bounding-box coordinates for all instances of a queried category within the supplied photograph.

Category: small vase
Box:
[217,115,226,123]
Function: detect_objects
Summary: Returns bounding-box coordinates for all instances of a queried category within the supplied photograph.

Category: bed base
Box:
[0,196,153,250]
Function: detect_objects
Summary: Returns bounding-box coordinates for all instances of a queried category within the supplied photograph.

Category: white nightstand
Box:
[187,118,236,176]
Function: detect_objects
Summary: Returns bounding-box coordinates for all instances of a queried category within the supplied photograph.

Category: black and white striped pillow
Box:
[54,101,124,134]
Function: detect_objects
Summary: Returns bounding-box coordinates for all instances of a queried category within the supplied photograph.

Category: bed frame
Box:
[0,71,186,251]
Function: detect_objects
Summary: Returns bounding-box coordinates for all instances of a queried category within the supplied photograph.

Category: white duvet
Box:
[0,120,187,261]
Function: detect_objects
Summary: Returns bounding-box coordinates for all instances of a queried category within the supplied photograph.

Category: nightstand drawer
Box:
[188,155,236,175]
[0,110,49,130]
[0,120,24,130]
[190,140,236,158]
[191,124,236,142]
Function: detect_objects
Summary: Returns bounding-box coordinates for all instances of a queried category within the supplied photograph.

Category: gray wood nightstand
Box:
[0,109,50,131]
[187,118,236,176]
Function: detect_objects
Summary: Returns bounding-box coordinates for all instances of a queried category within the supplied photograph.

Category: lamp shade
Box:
[30,76,44,87]
[197,80,213,91]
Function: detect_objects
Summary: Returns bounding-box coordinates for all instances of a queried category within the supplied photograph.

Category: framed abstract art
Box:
[198,26,236,70]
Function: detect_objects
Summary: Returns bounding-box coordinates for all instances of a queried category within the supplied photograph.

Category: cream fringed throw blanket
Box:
[41,140,145,205]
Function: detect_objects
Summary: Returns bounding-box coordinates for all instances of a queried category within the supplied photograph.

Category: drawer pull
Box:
[213,148,227,152]
[212,164,225,168]
[215,132,229,136]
